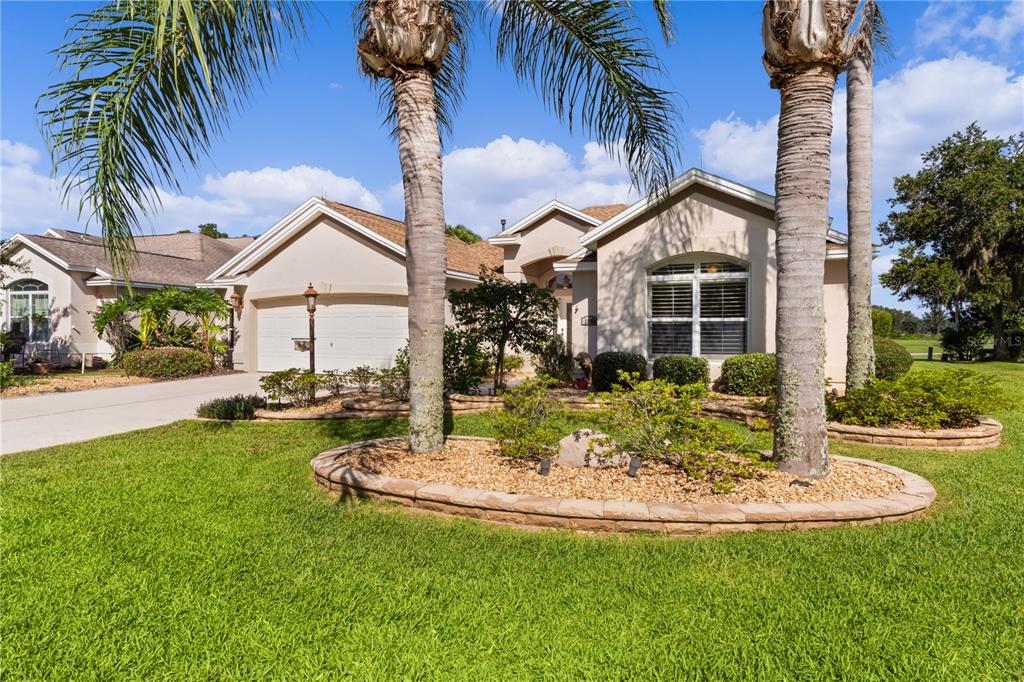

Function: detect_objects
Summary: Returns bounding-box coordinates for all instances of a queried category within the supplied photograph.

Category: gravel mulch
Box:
[337,439,902,505]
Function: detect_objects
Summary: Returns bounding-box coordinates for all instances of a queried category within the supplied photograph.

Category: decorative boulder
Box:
[556,430,625,468]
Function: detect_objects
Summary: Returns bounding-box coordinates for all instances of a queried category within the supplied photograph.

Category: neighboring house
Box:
[1,229,253,365]
[490,168,854,382]
[200,198,503,373]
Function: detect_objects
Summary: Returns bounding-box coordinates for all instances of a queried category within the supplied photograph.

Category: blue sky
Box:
[2,1,1022,311]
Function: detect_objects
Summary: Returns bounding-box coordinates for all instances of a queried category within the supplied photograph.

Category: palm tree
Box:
[844,0,888,389]
[39,0,680,453]
[761,0,856,478]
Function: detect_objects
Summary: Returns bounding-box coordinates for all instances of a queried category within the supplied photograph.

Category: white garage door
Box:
[256,296,408,372]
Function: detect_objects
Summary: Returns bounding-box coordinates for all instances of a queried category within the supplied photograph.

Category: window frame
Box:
[5,279,51,343]
[646,255,749,358]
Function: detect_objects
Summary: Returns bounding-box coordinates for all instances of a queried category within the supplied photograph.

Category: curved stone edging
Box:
[311,436,936,535]
[703,400,1002,451]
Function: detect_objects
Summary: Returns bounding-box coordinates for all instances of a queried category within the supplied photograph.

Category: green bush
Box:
[652,355,709,388]
[592,351,647,391]
[377,366,410,401]
[718,353,777,396]
[593,371,761,492]
[941,324,985,361]
[321,369,349,397]
[532,335,574,384]
[347,365,379,393]
[258,368,323,407]
[441,327,492,394]
[503,355,524,373]
[872,308,894,338]
[196,394,267,420]
[827,368,1009,429]
[121,347,212,379]
[492,375,562,460]
[0,360,31,391]
[873,337,913,379]
[1006,330,1024,361]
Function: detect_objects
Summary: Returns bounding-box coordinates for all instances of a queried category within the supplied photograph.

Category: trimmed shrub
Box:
[321,369,349,397]
[827,368,1009,429]
[378,366,410,401]
[718,353,776,396]
[258,368,324,407]
[873,337,913,380]
[652,355,710,388]
[347,365,379,393]
[592,351,647,391]
[121,347,212,379]
[196,394,266,420]
[871,308,894,338]
[941,324,985,361]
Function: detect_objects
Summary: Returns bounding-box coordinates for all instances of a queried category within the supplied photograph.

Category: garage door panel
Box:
[257,297,408,372]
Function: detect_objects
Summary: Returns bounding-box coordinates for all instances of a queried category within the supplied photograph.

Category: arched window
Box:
[647,257,747,357]
[7,279,50,342]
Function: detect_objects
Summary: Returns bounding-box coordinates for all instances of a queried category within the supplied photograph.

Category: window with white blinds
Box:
[647,257,748,357]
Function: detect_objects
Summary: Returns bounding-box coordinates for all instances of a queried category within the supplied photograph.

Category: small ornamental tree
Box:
[448,270,558,391]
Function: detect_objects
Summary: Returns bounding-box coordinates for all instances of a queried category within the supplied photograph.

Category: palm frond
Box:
[652,0,676,44]
[355,0,475,144]
[37,0,309,279]
[489,0,681,195]
[850,0,893,65]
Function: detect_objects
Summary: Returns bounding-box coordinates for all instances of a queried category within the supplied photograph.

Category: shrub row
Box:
[121,347,212,379]
[827,368,1008,429]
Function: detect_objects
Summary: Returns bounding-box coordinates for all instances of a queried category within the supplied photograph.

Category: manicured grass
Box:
[3,365,1023,679]
[892,335,941,356]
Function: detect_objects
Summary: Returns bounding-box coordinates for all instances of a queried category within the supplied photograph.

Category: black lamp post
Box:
[303,283,318,373]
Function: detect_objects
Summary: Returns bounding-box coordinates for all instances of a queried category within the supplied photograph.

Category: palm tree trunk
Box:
[773,64,837,479]
[393,68,447,453]
[845,53,874,389]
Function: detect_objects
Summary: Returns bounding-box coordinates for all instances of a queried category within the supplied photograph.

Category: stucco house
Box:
[490,168,852,381]
[1,229,253,366]
[199,198,503,372]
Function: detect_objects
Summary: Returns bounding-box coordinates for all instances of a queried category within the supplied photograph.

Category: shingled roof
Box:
[21,230,253,287]
[323,200,503,275]
[580,204,629,222]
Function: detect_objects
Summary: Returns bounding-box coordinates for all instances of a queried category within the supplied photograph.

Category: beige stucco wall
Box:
[501,211,593,283]
[595,186,776,358]
[229,214,475,372]
[1,245,111,365]
[570,269,598,358]
[592,185,848,380]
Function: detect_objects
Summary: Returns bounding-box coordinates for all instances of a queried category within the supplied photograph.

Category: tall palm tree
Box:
[844,0,888,389]
[762,0,856,478]
[39,0,680,453]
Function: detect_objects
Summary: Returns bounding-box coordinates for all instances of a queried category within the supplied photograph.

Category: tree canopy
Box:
[444,224,481,244]
[879,124,1023,354]
[448,270,557,391]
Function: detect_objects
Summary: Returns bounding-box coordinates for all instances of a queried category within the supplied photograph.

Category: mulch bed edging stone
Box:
[702,400,1003,451]
[311,436,936,536]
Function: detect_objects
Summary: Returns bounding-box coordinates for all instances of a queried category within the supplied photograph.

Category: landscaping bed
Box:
[1,371,154,397]
[326,436,901,505]
[312,436,933,535]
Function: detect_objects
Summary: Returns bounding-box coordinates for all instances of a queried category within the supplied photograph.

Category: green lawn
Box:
[892,335,941,356]
[3,364,1023,679]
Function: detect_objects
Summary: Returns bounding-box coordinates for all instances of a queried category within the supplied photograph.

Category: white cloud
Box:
[696,54,1024,229]
[203,165,382,213]
[438,135,635,235]
[917,1,1024,53]
[1,139,40,167]
[693,114,779,188]
[0,139,384,237]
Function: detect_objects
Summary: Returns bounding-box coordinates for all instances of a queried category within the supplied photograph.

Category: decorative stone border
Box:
[255,394,503,420]
[702,400,1002,451]
[311,436,936,535]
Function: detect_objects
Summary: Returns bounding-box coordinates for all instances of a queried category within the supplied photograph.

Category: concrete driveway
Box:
[1,372,262,455]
